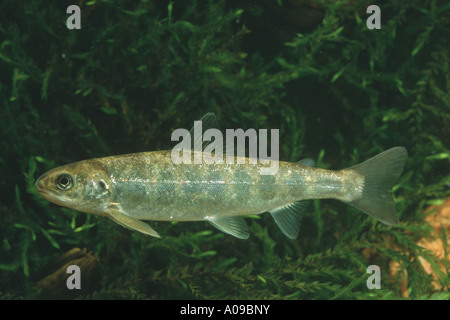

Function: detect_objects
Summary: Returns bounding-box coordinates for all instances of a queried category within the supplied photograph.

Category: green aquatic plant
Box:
[0,0,449,299]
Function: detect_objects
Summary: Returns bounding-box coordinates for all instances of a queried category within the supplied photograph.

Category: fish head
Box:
[35,160,112,215]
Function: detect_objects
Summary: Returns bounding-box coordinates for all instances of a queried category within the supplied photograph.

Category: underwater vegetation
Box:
[0,0,449,299]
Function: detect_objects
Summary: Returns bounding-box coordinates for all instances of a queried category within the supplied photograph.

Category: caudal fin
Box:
[344,147,407,225]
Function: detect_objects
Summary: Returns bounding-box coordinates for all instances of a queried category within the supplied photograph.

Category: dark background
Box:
[0,0,449,299]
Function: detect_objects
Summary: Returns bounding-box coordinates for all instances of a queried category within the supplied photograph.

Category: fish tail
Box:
[343,147,408,225]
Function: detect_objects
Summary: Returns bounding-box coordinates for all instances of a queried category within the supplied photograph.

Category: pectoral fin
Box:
[105,204,161,238]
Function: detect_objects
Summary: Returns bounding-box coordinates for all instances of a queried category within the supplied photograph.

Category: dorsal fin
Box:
[269,200,309,239]
[298,158,315,167]
[189,113,222,152]
[172,113,223,163]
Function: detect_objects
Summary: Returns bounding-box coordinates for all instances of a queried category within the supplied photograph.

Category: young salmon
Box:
[35,144,407,239]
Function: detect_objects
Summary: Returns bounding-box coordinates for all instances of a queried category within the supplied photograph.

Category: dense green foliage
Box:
[0,0,449,299]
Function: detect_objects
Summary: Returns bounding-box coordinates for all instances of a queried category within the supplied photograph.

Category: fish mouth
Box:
[36,187,48,195]
[36,186,49,197]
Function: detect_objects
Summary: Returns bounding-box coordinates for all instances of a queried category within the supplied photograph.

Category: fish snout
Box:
[35,174,50,193]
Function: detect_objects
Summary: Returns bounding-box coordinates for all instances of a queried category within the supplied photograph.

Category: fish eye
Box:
[56,174,73,190]
[98,180,107,190]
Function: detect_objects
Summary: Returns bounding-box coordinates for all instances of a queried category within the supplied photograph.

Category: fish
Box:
[35,115,407,239]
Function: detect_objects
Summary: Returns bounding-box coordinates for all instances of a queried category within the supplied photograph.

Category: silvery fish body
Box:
[35,146,407,239]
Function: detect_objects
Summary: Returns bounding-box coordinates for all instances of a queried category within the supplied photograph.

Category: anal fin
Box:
[206,216,249,239]
[106,204,161,238]
[269,200,308,239]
